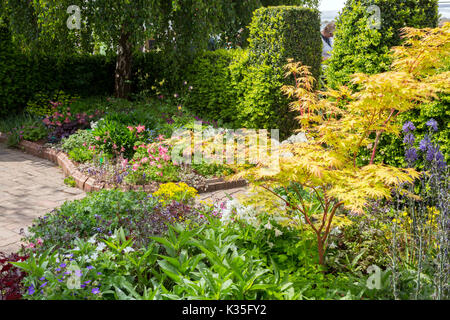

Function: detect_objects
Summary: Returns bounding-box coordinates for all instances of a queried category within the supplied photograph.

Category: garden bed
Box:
[0,132,247,193]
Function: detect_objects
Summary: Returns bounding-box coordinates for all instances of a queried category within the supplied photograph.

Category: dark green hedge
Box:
[185,49,241,124]
[186,6,321,138]
[248,6,322,81]
[326,0,439,88]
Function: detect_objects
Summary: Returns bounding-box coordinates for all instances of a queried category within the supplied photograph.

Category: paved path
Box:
[0,143,85,253]
[197,187,248,204]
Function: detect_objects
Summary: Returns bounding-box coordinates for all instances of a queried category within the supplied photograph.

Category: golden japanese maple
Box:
[232,23,449,265]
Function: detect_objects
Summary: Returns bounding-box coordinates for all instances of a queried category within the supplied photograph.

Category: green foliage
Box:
[185,49,241,124]
[326,0,439,88]
[185,6,321,138]
[0,51,115,116]
[0,21,24,118]
[64,176,76,188]
[191,163,235,178]
[68,147,95,163]
[61,130,96,154]
[92,119,140,159]
[248,6,322,81]
[26,90,77,117]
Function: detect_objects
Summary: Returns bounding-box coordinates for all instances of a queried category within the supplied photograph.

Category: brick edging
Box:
[0,132,247,194]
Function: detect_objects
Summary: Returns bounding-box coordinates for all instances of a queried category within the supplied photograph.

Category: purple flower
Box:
[39,276,46,281]
[405,148,418,164]
[92,287,100,295]
[84,280,91,284]
[419,135,431,152]
[40,282,47,288]
[426,118,438,132]
[97,272,102,275]
[28,285,35,295]
[403,133,415,146]
[60,263,67,268]
[75,270,83,277]
[402,121,416,133]
[86,266,94,270]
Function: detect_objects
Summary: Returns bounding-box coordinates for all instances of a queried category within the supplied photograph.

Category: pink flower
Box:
[36,238,43,245]
[89,115,94,119]
[157,164,162,169]
[27,243,35,248]
[82,142,87,147]
[127,126,134,132]
[150,161,156,166]
[163,155,170,162]
[121,159,128,168]
[95,136,101,141]
[158,172,163,177]
[113,144,117,149]
[141,157,149,164]
[133,146,138,151]
[136,125,145,133]
[103,139,107,143]
[56,121,62,126]
[43,118,51,125]
[64,117,71,123]
[121,147,125,152]
[132,164,139,171]
[157,135,165,142]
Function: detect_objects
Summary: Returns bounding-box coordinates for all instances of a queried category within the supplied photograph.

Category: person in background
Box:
[321,22,336,61]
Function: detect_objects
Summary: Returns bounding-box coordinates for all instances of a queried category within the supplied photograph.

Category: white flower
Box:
[96,242,106,252]
[329,242,337,249]
[88,236,97,244]
[123,247,134,253]
[274,229,283,237]
[90,252,99,261]
[268,242,274,248]
[264,221,273,230]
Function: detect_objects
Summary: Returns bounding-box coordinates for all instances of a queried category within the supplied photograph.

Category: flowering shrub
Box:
[43,105,101,142]
[7,121,48,147]
[125,138,179,184]
[92,120,144,160]
[152,182,198,205]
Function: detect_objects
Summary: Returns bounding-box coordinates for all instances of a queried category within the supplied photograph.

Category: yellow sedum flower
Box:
[153,182,198,205]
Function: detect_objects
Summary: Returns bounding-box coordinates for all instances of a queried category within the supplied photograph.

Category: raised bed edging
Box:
[0,133,247,194]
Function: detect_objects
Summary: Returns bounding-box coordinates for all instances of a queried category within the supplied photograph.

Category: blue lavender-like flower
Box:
[426,118,438,132]
[403,133,415,146]
[405,148,418,164]
[402,121,416,133]
[419,135,431,152]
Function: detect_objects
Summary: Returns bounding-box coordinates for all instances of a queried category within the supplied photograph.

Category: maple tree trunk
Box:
[115,29,133,99]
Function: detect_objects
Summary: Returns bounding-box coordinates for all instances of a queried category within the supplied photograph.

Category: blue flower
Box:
[39,276,46,281]
[92,287,100,295]
[405,148,418,164]
[426,118,438,132]
[419,135,431,152]
[86,266,94,270]
[402,121,416,133]
[403,133,415,146]
[40,282,47,288]
[60,263,67,268]
[28,285,35,295]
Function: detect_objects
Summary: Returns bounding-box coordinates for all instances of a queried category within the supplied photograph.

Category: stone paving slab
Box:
[0,143,85,254]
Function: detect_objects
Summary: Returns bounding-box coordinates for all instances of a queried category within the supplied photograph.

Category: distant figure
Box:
[321,22,335,60]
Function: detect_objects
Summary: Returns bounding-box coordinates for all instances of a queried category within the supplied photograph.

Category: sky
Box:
[319,0,346,12]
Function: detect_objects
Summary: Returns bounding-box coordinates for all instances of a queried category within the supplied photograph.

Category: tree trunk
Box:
[115,29,133,99]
